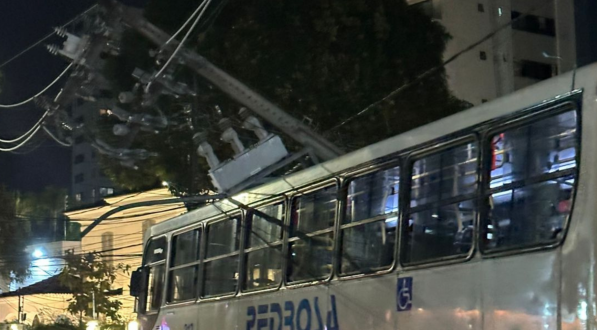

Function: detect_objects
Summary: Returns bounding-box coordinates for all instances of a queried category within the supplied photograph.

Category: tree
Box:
[58,251,129,327]
[0,185,31,281]
[99,0,469,193]
[16,186,69,242]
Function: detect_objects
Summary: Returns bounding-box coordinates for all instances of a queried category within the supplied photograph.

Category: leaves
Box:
[58,251,128,323]
[0,185,31,281]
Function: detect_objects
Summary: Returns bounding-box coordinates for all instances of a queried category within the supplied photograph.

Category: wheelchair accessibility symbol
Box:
[396,277,413,312]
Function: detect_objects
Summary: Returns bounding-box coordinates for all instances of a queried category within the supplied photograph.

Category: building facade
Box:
[70,99,120,207]
[410,0,579,106]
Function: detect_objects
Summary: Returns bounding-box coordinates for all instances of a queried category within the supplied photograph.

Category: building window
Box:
[74,173,84,183]
[75,193,82,202]
[478,3,485,12]
[482,99,488,103]
[74,135,84,144]
[91,189,96,199]
[102,232,114,266]
[75,116,84,124]
[511,11,556,37]
[74,154,85,164]
[480,51,487,60]
[99,187,114,196]
[517,60,555,80]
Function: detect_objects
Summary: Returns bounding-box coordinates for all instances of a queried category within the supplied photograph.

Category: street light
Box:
[127,321,139,330]
[32,249,44,259]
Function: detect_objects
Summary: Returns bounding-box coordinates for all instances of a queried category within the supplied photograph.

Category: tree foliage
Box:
[16,186,69,241]
[58,251,129,324]
[0,185,31,281]
[100,0,469,193]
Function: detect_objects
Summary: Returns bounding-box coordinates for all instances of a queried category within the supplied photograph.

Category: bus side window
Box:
[484,110,578,251]
[287,185,337,283]
[243,202,284,291]
[202,216,241,297]
[147,264,166,311]
[141,236,167,312]
[167,229,201,302]
[403,141,479,265]
[340,165,400,275]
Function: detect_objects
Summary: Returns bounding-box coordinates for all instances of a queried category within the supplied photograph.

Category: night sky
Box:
[0,0,147,193]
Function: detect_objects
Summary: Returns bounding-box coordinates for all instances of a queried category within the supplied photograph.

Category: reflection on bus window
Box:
[203,217,241,297]
[167,230,200,302]
[244,203,284,291]
[146,264,165,311]
[340,165,400,275]
[404,142,478,264]
[287,185,337,283]
[485,110,578,251]
[489,110,577,188]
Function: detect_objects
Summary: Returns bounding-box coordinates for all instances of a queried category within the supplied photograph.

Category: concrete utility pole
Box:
[99,0,344,161]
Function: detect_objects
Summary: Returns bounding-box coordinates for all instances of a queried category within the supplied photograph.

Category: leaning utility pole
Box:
[99,0,344,161]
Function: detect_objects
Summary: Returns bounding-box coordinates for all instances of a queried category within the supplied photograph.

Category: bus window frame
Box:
[139,234,169,315]
[284,179,340,288]
[479,100,581,257]
[199,211,243,301]
[336,161,402,279]
[164,223,204,306]
[239,197,287,295]
[400,134,481,268]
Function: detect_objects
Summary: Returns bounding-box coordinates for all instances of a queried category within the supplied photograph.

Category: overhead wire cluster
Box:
[0,6,100,152]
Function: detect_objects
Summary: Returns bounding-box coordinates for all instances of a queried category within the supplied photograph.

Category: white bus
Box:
[130,63,597,330]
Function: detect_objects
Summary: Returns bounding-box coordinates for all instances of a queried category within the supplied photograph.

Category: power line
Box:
[42,126,72,147]
[0,62,74,109]
[0,5,98,70]
[146,0,213,92]
[0,111,49,143]
[0,125,43,152]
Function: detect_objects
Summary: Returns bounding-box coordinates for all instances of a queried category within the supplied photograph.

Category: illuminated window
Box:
[484,109,578,251]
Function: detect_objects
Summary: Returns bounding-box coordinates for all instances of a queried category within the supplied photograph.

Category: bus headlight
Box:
[128,320,139,330]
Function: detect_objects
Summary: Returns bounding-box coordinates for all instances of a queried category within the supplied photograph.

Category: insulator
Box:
[118,92,135,104]
[46,44,59,55]
[54,26,67,37]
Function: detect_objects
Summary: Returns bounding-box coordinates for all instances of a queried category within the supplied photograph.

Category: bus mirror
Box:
[130,267,145,297]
